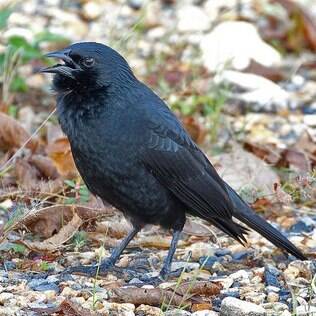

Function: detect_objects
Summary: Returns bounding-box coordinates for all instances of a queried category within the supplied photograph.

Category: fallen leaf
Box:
[243,141,281,165]
[281,149,311,173]
[46,137,77,178]
[173,280,222,296]
[191,303,213,312]
[109,287,192,308]
[213,145,280,203]
[19,211,82,253]
[183,217,216,237]
[0,112,38,151]
[15,158,63,194]
[182,116,207,144]
[274,0,316,51]
[244,59,285,82]
[1,204,113,244]
[30,154,59,179]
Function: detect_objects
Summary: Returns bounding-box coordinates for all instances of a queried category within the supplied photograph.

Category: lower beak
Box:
[39,49,81,79]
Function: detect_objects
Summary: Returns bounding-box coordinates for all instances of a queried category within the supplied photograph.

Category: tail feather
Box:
[225,182,307,261]
[210,217,249,246]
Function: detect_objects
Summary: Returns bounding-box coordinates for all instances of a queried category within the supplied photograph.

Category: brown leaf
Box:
[109,287,192,308]
[15,158,40,189]
[0,112,38,151]
[244,59,285,82]
[1,205,112,244]
[192,303,213,312]
[274,0,316,51]
[15,158,63,193]
[182,116,207,144]
[213,145,280,203]
[96,218,131,239]
[174,281,222,297]
[30,154,59,179]
[243,141,281,165]
[183,218,216,237]
[19,211,82,253]
[46,137,77,178]
[281,149,311,173]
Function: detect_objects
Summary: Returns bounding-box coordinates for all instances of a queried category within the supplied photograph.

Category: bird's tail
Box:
[225,182,307,261]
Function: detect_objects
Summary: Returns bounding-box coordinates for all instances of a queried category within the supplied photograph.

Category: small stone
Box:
[135,304,163,316]
[60,286,78,297]
[43,290,56,300]
[186,242,215,261]
[296,305,316,314]
[244,292,266,305]
[280,311,291,316]
[171,261,200,272]
[215,249,232,257]
[232,251,252,261]
[262,302,288,313]
[192,311,219,316]
[3,261,16,271]
[129,278,144,285]
[266,286,280,293]
[82,2,102,21]
[264,265,281,287]
[177,5,210,32]
[230,270,251,281]
[201,21,281,72]
[304,115,316,127]
[220,297,266,316]
[289,219,314,233]
[128,0,143,10]
[165,309,191,316]
[199,256,219,269]
[101,302,135,316]
[0,292,14,305]
[267,292,279,303]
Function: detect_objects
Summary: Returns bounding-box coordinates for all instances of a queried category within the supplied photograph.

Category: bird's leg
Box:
[159,229,182,279]
[66,226,140,276]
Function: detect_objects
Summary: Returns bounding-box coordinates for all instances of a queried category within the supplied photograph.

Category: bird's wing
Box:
[142,103,233,220]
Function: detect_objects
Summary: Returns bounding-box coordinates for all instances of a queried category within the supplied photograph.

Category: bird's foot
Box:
[63,259,114,277]
[138,267,184,286]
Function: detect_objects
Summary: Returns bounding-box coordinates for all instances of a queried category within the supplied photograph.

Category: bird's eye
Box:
[82,57,95,67]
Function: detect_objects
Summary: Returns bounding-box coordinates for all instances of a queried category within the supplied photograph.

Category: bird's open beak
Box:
[39,49,82,79]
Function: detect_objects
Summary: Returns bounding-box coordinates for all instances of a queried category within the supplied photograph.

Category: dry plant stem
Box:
[0,108,57,173]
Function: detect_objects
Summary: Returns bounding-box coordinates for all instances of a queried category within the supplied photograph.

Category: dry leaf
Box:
[96,218,131,239]
[191,303,213,312]
[1,205,113,244]
[213,145,280,202]
[281,149,311,173]
[182,116,207,144]
[19,212,82,253]
[183,218,216,237]
[174,281,222,296]
[274,0,316,51]
[30,154,59,179]
[243,141,281,165]
[0,112,38,151]
[15,158,63,194]
[109,287,192,307]
[15,158,40,189]
[46,137,77,178]
[244,59,285,82]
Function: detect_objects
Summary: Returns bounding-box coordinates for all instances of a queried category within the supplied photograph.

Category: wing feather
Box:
[143,130,233,220]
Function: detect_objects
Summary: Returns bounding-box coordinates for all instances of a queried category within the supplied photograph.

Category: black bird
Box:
[40,42,306,279]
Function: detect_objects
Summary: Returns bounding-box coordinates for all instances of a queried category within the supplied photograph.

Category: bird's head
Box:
[40,42,135,93]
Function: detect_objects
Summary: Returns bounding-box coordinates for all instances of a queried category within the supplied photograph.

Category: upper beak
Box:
[39,49,81,79]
